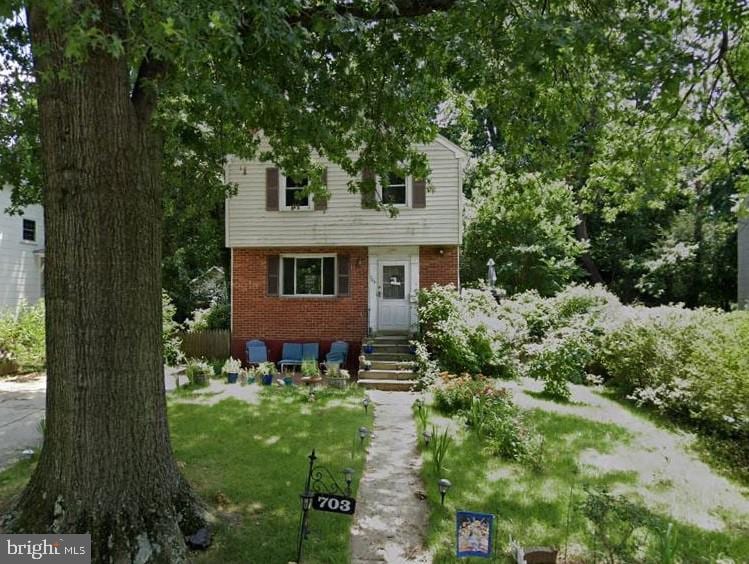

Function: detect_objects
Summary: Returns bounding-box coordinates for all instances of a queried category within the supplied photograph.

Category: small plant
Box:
[239,367,253,386]
[414,404,430,430]
[301,359,320,378]
[257,362,277,385]
[580,487,652,564]
[222,357,241,374]
[430,426,452,473]
[358,355,372,371]
[185,358,212,387]
[652,521,678,564]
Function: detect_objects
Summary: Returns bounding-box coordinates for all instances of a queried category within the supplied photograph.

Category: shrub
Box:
[185,300,230,332]
[433,374,489,414]
[411,340,438,391]
[0,301,46,373]
[162,292,184,366]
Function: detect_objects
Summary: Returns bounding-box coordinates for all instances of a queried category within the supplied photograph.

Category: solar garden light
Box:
[438,478,452,506]
[414,398,423,413]
[362,397,370,413]
[343,467,354,495]
[423,429,433,446]
[358,426,370,446]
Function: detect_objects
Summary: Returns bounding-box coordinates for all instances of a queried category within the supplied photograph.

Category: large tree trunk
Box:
[4,6,205,562]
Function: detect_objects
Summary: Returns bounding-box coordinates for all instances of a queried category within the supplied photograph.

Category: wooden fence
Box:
[179,329,230,360]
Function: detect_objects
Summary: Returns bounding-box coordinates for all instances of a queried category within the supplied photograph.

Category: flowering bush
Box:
[434,374,542,464]
[162,292,184,366]
[410,340,439,391]
[0,301,46,373]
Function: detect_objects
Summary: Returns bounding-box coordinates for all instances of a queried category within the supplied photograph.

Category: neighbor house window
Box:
[283,176,311,210]
[381,173,408,206]
[22,219,36,242]
[281,255,336,296]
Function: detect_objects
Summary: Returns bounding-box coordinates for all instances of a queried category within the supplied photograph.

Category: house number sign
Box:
[312,493,356,515]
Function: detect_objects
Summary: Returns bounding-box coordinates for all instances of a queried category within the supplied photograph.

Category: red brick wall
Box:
[231,247,368,367]
[420,245,460,289]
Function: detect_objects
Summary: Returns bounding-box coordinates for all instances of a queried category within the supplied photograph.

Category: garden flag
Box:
[456,511,494,558]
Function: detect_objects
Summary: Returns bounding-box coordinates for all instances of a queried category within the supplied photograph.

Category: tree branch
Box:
[286,0,457,26]
[724,56,749,112]
[131,49,169,122]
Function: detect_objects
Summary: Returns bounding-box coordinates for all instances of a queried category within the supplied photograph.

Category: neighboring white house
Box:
[0,187,45,313]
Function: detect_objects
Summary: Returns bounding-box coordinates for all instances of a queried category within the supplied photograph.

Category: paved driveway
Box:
[0,367,183,471]
[0,375,46,471]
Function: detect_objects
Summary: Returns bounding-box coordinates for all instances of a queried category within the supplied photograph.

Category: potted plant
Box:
[325,364,350,389]
[362,339,374,354]
[258,362,277,385]
[185,359,211,387]
[239,367,252,386]
[222,357,242,384]
[301,359,321,384]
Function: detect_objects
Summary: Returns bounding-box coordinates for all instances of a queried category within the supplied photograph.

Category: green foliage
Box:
[185,300,229,332]
[184,358,212,387]
[0,301,45,373]
[162,291,184,367]
[462,156,586,294]
[580,487,652,564]
[429,426,452,474]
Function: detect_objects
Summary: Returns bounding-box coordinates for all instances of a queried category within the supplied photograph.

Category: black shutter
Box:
[361,169,377,209]
[412,178,426,208]
[267,255,279,295]
[266,168,279,211]
[314,168,328,211]
[337,254,350,296]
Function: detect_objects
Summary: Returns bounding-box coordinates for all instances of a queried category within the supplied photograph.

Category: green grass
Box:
[419,408,749,563]
[0,385,372,563]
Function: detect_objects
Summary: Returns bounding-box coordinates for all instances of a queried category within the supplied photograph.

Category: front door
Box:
[378,262,410,332]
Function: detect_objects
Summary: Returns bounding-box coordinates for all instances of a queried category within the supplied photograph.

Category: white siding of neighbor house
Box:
[0,188,45,314]
[225,136,465,248]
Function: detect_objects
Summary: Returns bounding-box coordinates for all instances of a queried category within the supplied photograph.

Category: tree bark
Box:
[575,213,605,284]
[4,5,205,562]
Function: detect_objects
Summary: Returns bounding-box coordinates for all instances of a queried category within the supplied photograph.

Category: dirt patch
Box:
[503,377,749,532]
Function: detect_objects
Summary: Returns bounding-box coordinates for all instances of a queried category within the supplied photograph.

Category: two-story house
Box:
[0,188,45,313]
[225,135,466,367]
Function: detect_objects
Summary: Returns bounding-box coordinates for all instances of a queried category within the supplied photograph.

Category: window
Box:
[381,173,408,206]
[281,255,336,296]
[283,176,311,210]
[22,219,36,242]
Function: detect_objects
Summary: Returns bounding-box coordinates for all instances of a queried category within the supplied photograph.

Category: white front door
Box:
[378,261,410,332]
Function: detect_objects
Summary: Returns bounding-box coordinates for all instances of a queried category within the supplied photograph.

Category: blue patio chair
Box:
[325,341,349,365]
[278,342,303,372]
[302,343,319,362]
[245,339,267,366]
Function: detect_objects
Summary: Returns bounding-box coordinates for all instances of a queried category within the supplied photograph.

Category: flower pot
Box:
[409,344,417,354]
[327,377,348,389]
[227,372,238,384]
[284,376,293,386]
[262,374,273,386]
[363,344,374,354]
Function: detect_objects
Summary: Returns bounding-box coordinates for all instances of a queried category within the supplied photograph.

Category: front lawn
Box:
[418,404,749,563]
[0,385,373,563]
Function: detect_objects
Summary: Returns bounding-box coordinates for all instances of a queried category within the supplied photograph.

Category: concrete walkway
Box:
[0,366,184,471]
[350,391,430,563]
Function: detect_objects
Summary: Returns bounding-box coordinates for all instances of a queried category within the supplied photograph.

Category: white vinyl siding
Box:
[0,188,45,313]
[225,138,464,247]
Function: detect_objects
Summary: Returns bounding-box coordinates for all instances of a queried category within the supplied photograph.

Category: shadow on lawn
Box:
[169,387,372,564]
[421,408,749,563]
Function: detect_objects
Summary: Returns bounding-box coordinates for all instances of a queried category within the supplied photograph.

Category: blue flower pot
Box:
[363,344,373,354]
[262,374,273,386]
[284,376,293,386]
[227,372,238,384]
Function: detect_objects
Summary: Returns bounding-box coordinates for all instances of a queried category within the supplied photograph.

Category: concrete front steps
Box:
[357,335,418,391]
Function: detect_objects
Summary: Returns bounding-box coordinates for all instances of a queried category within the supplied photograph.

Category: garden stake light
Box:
[343,467,354,495]
[438,478,452,506]
[362,397,370,413]
[423,429,432,446]
[358,426,369,446]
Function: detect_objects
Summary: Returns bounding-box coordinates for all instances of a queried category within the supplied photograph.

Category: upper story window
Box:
[281,255,336,296]
[283,176,312,210]
[22,219,36,242]
[381,173,409,206]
